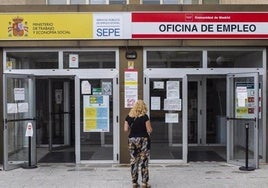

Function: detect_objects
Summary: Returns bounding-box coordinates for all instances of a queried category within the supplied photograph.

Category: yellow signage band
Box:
[1,13,93,40]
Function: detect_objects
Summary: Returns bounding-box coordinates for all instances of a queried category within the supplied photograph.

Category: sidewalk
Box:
[0,162,268,188]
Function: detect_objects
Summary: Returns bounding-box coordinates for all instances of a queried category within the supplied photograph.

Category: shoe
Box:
[142,183,151,188]
[133,183,140,188]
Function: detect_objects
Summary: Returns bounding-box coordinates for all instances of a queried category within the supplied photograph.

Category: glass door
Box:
[3,74,36,170]
[227,73,259,169]
[49,79,72,149]
[146,77,187,162]
[187,77,202,145]
[75,77,119,162]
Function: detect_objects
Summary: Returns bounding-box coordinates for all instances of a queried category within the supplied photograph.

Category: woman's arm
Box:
[124,121,130,132]
[145,120,153,134]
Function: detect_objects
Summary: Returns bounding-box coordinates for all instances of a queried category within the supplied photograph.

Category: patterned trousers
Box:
[128,137,150,184]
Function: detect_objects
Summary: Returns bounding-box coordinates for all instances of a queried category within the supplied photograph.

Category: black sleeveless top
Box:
[125,114,150,138]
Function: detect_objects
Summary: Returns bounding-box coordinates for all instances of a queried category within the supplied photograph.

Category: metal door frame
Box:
[227,72,259,168]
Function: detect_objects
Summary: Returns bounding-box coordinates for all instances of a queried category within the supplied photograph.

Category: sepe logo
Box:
[8,16,28,37]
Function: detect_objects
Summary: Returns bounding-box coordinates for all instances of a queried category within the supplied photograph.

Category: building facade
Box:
[0,1,268,170]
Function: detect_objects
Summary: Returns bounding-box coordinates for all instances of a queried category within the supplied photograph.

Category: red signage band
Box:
[132,12,268,22]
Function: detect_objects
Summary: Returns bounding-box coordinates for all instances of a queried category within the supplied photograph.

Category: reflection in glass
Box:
[63,51,116,69]
[6,77,32,165]
[183,0,199,4]
[90,0,106,4]
[203,0,219,4]
[110,0,126,4]
[71,0,86,4]
[208,51,262,68]
[188,81,198,144]
[147,51,202,68]
[233,120,255,167]
[143,0,160,4]
[6,52,58,69]
[47,0,67,4]
[163,0,178,4]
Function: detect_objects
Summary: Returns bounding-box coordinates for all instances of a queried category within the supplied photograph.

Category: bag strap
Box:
[129,117,136,128]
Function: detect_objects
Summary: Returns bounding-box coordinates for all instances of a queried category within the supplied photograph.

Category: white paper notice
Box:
[167,81,180,98]
[14,88,25,101]
[55,89,63,104]
[7,103,18,114]
[153,81,164,89]
[69,54,79,68]
[164,98,181,111]
[102,82,112,95]
[124,70,138,108]
[151,96,160,110]
[236,86,247,107]
[81,81,91,94]
[18,102,29,113]
[25,122,33,137]
[165,113,179,123]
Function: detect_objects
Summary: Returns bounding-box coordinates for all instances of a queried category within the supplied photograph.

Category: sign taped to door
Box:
[83,95,109,132]
[235,82,261,119]
[25,122,33,137]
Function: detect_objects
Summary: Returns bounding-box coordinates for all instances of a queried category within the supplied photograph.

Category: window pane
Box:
[110,0,126,4]
[147,51,202,68]
[207,51,263,68]
[183,0,199,4]
[48,0,67,4]
[90,0,106,4]
[63,51,116,69]
[6,52,58,69]
[163,0,179,4]
[71,0,86,4]
[203,0,219,4]
[143,0,160,4]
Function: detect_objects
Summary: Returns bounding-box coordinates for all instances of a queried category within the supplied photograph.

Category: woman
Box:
[124,100,153,188]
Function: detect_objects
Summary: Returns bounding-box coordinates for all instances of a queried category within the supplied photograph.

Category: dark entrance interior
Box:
[36,78,75,163]
[188,147,225,162]
[188,77,227,162]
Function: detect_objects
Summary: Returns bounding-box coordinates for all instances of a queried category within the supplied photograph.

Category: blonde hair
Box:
[129,100,148,117]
